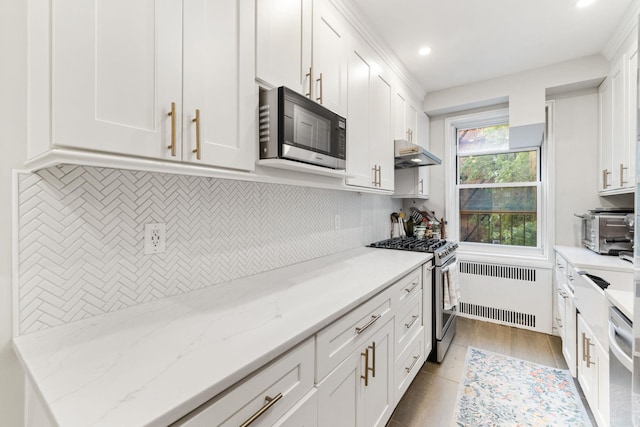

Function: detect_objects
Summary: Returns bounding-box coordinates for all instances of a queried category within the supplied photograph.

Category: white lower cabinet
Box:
[173,338,315,426]
[173,264,431,427]
[577,313,609,427]
[317,319,394,427]
[394,332,424,401]
[273,389,318,427]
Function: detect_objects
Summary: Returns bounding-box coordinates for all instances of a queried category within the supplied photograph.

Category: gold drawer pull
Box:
[369,341,376,378]
[404,282,419,294]
[167,102,176,157]
[603,169,611,189]
[356,314,381,335]
[192,109,201,160]
[621,163,628,186]
[361,347,370,386]
[316,72,323,103]
[405,314,419,329]
[405,355,420,373]
[239,393,283,427]
[305,67,312,98]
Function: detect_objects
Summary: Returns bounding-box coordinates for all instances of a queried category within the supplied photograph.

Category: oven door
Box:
[435,255,457,341]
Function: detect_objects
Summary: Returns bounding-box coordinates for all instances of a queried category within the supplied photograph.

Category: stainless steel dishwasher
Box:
[609,306,633,427]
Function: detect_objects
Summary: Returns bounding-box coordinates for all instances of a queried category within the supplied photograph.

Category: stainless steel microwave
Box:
[574,208,633,255]
[259,86,346,170]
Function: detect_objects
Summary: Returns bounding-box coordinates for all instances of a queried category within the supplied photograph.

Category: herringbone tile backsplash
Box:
[16,165,398,335]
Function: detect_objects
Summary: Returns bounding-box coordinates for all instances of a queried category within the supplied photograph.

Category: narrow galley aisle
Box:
[387,317,597,427]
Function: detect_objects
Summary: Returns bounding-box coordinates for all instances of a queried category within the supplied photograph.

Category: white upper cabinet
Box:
[393,86,431,199]
[312,0,348,116]
[256,0,347,116]
[598,40,637,194]
[52,0,182,161]
[256,0,312,95]
[182,0,255,171]
[345,35,393,191]
[31,0,255,172]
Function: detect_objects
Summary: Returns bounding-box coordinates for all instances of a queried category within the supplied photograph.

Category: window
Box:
[456,123,540,247]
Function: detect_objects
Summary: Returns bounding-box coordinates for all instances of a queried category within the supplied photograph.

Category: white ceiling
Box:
[350,0,635,94]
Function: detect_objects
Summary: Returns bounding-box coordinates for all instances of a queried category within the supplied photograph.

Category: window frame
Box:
[443,105,554,263]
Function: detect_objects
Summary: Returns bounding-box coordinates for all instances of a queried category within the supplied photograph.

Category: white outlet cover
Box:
[144,223,166,254]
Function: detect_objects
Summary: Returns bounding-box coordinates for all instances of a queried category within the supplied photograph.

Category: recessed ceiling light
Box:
[575,0,595,8]
[418,47,432,56]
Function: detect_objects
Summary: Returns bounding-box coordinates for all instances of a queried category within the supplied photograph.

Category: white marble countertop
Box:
[605,289,634,320]
[554,245,634,273]
[13,247,431,427]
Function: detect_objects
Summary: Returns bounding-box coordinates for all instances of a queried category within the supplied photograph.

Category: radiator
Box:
[457,260,552,334]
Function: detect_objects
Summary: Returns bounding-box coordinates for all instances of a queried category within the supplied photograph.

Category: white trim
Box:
[444,102,555,264]
[602,0,640,61]
[12,170,27,338]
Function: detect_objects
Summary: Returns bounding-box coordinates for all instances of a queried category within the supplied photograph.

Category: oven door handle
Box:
[609,321,633,371]
[440,257,457,272]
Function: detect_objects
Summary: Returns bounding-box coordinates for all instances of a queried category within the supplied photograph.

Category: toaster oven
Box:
[574,208,634,255]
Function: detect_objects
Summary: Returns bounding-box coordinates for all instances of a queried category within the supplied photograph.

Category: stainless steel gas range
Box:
[368,237,459,362]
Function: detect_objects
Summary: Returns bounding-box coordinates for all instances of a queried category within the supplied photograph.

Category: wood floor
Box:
[387,317,596,427]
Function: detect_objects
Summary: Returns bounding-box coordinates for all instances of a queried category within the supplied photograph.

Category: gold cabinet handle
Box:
[356,314,381,335]
[360,347,370,386]
[405,281,419,294]
[239,393,283,427]
[369,341,376,378]
[620,163,628,186]
[371,165,377,186]
[419,178,424,194]
[586,338,596,368]
[167,102,177,156]
[192,109,201,160]
[305,67,312,98]
[582,332,587,362]
[405,355,420,373]
[405,314,419,329]
[316,72,323,103]
[377,166,382,187]
[603,169,611,189]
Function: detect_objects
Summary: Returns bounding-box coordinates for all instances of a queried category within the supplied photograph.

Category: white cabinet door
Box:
[317,320,394,427]
[624,45,638,190]
[577,314,596,402]
[394,91,408,141]
[363,320,394,427]
[52,0,182,160]
[312,0,348,116]
[345,36,393,191]
[256,0,312,96]
[369,72,394,191]
[599,77,614,192]
[610,57,626,190]
[183,0,255,171]
[416,113,430,196]
[595,339,609,427]
[345,42,373,188]
[317,349,361,427]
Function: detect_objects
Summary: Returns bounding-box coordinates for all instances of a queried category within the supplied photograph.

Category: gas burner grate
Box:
[368,237,449,253]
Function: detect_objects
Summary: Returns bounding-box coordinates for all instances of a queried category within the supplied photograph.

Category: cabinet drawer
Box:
[173,338,314,427]
[394,331,424,401]
[395,289,422,359]
[272,389,318,427]
[392,267,422,307]
[316,286,394,381]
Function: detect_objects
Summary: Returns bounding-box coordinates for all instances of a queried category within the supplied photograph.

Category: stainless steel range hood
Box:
[394,139,442,169]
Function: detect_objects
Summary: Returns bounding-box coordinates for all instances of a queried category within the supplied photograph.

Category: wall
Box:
[14,166,398,335]
[0,0,27,425]
[550,89,606,246]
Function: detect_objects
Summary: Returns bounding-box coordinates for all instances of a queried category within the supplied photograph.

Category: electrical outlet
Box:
[144,223,166,254]
[334,214,341,230]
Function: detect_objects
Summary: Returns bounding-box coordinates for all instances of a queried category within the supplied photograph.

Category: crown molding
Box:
[602,0,640,60]
[329,0,427,100]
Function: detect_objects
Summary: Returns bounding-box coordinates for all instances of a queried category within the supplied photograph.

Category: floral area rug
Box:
[452,347,592,426]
